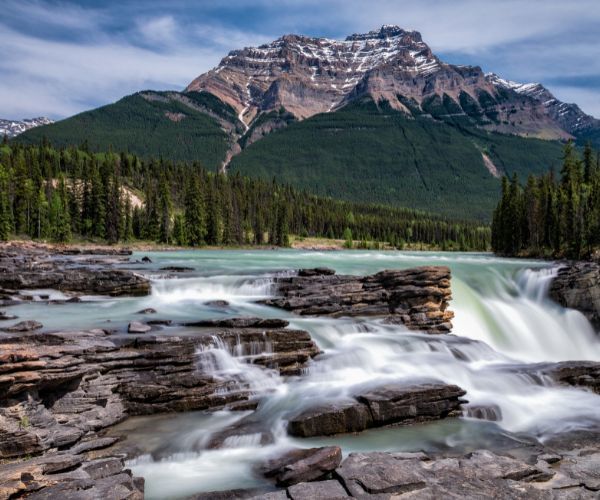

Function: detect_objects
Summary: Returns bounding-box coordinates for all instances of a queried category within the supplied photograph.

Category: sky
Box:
[1,0,599,120]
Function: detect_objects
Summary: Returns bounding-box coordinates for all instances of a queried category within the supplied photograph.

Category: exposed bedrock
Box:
[0,324,320,497]
[263,266,454,333]
[287,381,467,437]
[549,261,600,331]
[0,246,150,297]
[195,443,600,499]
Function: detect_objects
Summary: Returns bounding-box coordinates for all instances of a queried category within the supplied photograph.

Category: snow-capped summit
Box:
[0,117,54,139]
[186,25,597,140]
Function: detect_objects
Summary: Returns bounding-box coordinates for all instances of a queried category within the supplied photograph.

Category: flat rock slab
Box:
[287,381,466,437]
[262,446,342,486]
[128,321,152,334]
[2,320,43,332]
[263,266,454,333]
[287,480,350,499]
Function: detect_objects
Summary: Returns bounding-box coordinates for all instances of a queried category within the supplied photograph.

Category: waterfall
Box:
[451,266,600,362]
[115,250,600,500]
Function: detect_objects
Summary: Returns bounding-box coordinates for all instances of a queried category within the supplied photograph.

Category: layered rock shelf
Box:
[550,261,600,331]
[263,266,454,333]
[0,324,320,497]
[197,442,600,499]
[287,381,467,437]
[0,245,150,298]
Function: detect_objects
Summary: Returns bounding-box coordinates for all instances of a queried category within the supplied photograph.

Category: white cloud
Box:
[0,0,598,120]
[136,16,178,46]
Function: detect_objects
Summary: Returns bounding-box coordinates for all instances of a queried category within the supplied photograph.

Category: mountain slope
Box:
[18,91,239,169]
[230,98,564,220]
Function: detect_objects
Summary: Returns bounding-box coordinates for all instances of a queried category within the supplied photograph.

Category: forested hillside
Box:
[492,143,600,259]
[231,99,565,220]
[0,141,490,250]
[17,91,236,169]
[16,92,569,221]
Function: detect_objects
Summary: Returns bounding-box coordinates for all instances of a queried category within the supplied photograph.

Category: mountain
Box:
[17,25,600,220]
[1,117,53,138]
[187,25,598,142]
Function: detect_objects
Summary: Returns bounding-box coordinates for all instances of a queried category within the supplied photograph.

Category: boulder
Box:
[288,400,372,437]
[127,321,151,334]
[3,320,43,332]
[263,266,454,333]
[205,300,230,307]
[136,308,157,314]
[262,446,342,486]
[0,311,18,320]
[141,256,152,263]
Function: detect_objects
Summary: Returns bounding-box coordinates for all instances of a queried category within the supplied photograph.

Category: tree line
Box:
[492,142,600,259]
[0,140,490,250]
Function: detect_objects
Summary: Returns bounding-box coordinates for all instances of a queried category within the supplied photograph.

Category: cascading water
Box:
[90,250,600,499]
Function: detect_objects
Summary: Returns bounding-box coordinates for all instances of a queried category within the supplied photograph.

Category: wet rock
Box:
[298,267,336,277]
[207,417,274,449]
[262,446,342,486]
[185,317,290,329]
[287,381,466,437]
[264,266,454,333]
[465,404,503,421]
[141,256,152,263]
[288,400,373,437]
[0,311,18,320]
[287,480,349,499]
[127,321,151,334]
[159,266,194,272]
[146,319,172,326]
[136,307,157,314]
[2,320,43,332]
[66,296,82,303]
[205,300,230,307]
[550,261,600,331]
[539,361,600,394]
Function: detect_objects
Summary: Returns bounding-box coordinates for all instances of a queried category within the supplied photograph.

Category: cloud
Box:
[0,0,598,120]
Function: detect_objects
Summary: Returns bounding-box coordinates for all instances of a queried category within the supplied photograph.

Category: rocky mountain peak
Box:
[345,25,421,42]
[185,25,597,141]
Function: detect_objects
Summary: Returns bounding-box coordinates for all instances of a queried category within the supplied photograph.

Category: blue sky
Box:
[1,0,599,120]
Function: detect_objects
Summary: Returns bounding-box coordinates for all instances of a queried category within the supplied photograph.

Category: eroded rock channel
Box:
[1,245,599,499]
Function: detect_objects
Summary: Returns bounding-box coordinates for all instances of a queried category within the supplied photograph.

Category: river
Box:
[10,250,600,498]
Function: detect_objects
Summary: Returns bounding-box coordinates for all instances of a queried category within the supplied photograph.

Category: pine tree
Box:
[0,164,12,240]
[184,176,206,246]
[158,178,172,244]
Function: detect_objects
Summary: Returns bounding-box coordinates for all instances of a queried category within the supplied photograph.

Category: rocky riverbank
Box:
[2,246,600,498]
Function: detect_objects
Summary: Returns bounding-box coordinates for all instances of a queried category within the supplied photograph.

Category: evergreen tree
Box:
[184,176,206,246]
[0,164,12,240]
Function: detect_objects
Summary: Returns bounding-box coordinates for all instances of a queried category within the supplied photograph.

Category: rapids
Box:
[11,250,600,498]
